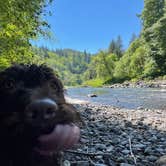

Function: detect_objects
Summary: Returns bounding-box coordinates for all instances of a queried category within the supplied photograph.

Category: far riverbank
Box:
[104,80,166,89]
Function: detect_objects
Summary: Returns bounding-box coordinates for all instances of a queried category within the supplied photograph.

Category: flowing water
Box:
[67,87,166,110]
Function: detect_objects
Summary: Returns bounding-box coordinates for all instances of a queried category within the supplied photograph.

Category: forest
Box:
[0,0,166,86]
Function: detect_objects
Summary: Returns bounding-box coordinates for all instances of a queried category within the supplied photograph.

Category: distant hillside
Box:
[35,47,92,86]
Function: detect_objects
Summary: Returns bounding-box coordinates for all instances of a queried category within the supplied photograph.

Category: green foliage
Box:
[141,0,165,29]
[84,51,118,82]
[83,78,104,87]
[0,57,10,71]
[0,0,52,69]
[129,47,147,78]
[113,39,145,80]
[143,56,158,77]
[141,0,166,75]
[35,47,92,86]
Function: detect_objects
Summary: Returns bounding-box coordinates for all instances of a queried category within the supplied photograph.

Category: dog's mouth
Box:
[34,123,80,156]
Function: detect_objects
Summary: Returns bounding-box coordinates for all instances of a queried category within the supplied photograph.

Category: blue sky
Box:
[32,0,144,54]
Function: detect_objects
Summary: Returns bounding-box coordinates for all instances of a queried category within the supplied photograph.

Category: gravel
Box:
[63,103,166,166]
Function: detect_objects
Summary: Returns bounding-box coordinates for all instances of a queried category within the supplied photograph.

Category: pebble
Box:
[144,147,152,154]
[108,159,116,166]
[106,145,114,152]
[120,163,134,166]
[121,149,130,155]
[133,143,146,149]
[146,155,158,162]
[63,160,71,166]
[95,144,107,151]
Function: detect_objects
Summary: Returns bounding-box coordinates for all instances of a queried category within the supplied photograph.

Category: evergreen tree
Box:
[129,33,137,44]
[108,36,123,58]
[141,0,165,29]
[141,0,166,75]
[115,35,123,58]
[108,39,116,54]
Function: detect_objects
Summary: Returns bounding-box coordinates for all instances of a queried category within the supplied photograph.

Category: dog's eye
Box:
[4,80,15,90]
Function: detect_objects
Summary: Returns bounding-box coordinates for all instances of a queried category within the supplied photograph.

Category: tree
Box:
[115,35,123,58]
[0,0,52,68]
[141,0,166,75]
[129,33,137,44]
[114,38,148,80]
[108,40,116,54]
[85,51,118,82]
[108,36,123,58]
[141,0,165,29]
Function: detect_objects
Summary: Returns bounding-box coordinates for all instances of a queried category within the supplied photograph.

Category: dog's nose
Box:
[25,98,58,121]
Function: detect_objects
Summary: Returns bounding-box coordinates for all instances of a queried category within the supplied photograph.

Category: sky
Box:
[32,0,144,54]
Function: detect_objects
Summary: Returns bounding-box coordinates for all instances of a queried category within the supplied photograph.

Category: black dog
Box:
[0,64,80,166]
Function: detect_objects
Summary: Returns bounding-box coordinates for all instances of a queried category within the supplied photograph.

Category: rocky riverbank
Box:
[104,80,166,89]
[64,103,166,166]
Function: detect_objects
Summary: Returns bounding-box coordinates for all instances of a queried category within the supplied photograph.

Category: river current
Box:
[67,87,166,110]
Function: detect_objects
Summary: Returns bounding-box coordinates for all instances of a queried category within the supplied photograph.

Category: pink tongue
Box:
[37,124,80,153]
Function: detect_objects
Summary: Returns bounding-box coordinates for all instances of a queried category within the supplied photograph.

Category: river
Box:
[66,87,166,110]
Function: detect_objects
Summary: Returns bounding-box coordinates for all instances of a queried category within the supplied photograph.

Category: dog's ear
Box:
[38,65,64,92]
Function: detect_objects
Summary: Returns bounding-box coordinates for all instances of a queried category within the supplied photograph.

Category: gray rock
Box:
[95,144,107,151]
[63,160,71,166]
[156,148,164,153]
[120,163,134,166]
[75,161,90,166]
[149,135,158,142]
[108,159,116,166]
[144,147,152,154]
[80,138,89,143]
[87,94,98,97]
[106,145,114,152]
[122,149,130,155]
[146,155,158,162]
[137,106,144,110]
[160,138,166,142]
[124,121,133,127]
[111,138,121,145]
[133,144,146,149]
[117,157,126,162]
[95,155,103,159]
[136,121,144,126]
[121,141,128,146]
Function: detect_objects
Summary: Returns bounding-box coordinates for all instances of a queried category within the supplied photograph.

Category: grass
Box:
[82,78,105,87]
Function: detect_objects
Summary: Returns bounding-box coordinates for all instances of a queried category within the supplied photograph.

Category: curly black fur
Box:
[0,64,80,166]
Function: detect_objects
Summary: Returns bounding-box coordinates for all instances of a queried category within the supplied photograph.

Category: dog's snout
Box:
[25,99,58,121]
